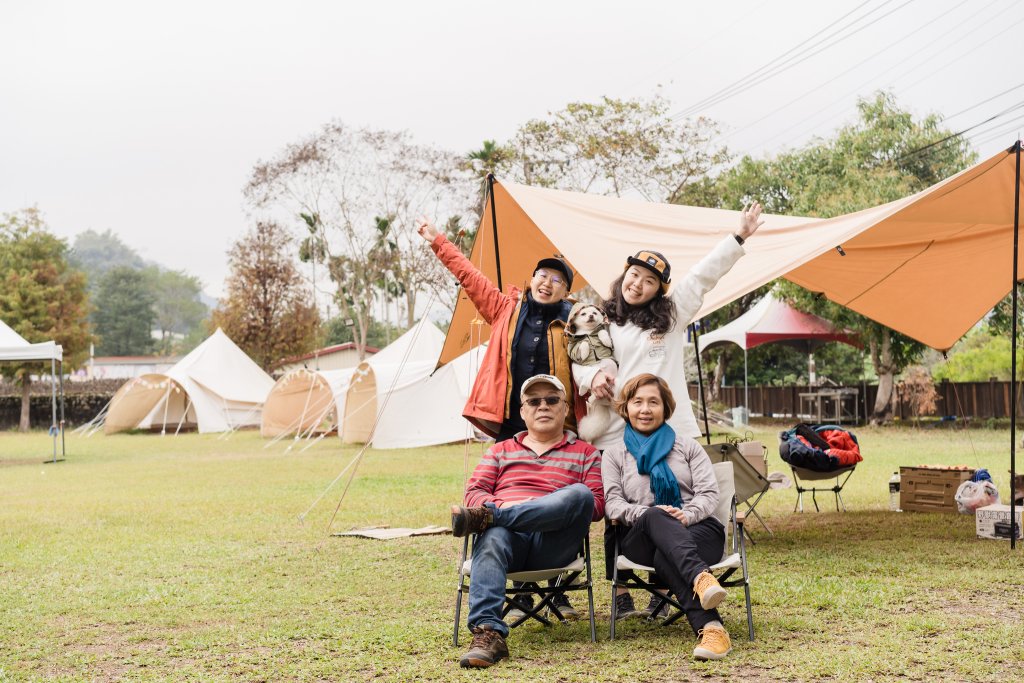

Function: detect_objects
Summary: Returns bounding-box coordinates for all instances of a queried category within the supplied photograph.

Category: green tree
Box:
[323,316,406,351]
[710,92,977,423]
[94,267,157,355]
[0,208,92,430]
[143,267,208,354]
[210,221,321,371]
[69,228,146,290]
[932,328,1024,381]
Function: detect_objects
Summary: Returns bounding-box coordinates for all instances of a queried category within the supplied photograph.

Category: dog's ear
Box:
[567,318,577,335]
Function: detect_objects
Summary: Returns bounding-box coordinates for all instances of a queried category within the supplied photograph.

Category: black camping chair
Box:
[608,462,754,641]
[453,534,596,645]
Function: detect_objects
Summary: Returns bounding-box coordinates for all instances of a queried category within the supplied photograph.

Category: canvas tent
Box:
[440,147,1024,366]
[261,318,481,448]
[103,328,274,434]
[439,145,1024,547]
[697,294,861,417]
[0,319,66,461]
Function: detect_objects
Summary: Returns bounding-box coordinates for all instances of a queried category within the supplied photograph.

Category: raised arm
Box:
[670,203,764,325]
[417,216,511,324]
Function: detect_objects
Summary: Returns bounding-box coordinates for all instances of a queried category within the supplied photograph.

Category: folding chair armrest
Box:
[735,510,747,525]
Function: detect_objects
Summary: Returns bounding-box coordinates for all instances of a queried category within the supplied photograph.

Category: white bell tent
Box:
[261,318,482,448]
[103,328,274,434]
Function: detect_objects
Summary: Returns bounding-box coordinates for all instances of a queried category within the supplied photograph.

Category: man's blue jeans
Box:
[467,483,594,637]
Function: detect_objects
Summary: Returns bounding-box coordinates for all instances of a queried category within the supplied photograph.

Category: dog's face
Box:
[567,304,607,335]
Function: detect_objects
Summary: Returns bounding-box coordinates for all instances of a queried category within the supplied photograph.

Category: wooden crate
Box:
[899,466,974,513]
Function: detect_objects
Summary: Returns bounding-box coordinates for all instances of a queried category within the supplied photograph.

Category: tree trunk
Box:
[19,373,31,432]
[869,328,897,425]
[709,353,727,402]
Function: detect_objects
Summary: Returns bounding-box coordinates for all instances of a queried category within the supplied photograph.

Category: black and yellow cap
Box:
[625,250,672,292]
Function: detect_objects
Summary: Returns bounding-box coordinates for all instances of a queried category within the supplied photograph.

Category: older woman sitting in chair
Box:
[602,373,732,661]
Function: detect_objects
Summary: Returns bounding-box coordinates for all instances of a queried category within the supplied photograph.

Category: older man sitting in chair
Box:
[451,374,604,668]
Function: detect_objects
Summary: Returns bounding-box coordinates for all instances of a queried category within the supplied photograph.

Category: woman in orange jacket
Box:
[417,217,578,441]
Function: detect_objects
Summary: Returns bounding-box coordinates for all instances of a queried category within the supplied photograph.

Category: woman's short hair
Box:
[614,373,676,421]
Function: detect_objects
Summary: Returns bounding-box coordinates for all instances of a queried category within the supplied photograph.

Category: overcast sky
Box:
[2,0,1021,300]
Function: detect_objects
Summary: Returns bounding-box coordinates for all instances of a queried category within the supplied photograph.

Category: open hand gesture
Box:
[416,215,440,243]
[737,202,765,241]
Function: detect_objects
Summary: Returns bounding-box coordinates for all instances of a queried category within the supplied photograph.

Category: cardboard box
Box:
[976,504,1023,540]
[735,441,768,477]
[899,466,974,513]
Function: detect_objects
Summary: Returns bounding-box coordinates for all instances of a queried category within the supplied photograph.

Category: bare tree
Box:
[245,123,475,348]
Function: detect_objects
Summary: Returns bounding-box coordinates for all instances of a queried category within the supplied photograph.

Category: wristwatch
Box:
[733,233,745,246]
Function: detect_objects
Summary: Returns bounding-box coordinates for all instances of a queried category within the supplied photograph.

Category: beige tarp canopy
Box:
[440,146,1023,364]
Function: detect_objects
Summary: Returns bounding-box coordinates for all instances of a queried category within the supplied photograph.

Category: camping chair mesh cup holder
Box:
[608,461,754,642]
[453,534,596,646]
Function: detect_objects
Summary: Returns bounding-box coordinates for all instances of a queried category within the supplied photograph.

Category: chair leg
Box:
[453,587,465,646]
[584,537,596,643]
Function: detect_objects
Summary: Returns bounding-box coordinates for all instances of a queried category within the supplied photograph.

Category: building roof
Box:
[275,342,379,368]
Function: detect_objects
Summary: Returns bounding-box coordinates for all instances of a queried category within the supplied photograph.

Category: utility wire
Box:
[674,0,917,120]
[670,0,881,118]
[894,99,1024,164]
[713,0,971,146]
[741,0,1018,153]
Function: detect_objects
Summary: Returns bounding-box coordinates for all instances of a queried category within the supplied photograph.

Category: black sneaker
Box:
[450,505,492,537]
[459,625,509,668]
[547,592,579,620]
[614,592,638,620]
[642,593,672,620]
[506,594,534,622]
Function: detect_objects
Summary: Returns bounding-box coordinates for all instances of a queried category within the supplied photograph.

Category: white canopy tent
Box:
[103,328,274,434]
[0,320,65,461]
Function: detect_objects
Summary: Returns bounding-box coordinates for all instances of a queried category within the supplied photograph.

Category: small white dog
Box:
[566,302,617,442]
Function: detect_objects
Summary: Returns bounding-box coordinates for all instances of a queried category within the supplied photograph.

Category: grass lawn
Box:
[1,425,1022,682]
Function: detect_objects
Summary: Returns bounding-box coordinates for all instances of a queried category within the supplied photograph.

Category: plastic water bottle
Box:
[889,472,901,511]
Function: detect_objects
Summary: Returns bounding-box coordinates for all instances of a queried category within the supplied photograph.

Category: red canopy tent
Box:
[697,294,860,418]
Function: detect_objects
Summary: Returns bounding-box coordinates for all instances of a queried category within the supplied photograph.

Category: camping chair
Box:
[702,441,773,539]
[453,535,596,645]
[609,461,754,641]
[790,465,857,512]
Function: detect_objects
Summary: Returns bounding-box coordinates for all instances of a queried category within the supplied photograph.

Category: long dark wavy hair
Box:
[602,271,677,335]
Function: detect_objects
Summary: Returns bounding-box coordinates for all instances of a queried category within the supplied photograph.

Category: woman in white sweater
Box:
[603,374,731,661]
[573,202,765,452]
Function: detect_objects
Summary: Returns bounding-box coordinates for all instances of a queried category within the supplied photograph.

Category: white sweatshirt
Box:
[574,236,745,450]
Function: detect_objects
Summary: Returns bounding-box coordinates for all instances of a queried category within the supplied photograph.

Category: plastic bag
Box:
[955,479,1000,513]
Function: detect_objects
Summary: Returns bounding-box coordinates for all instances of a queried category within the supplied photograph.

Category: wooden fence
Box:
[687,379,1024,422]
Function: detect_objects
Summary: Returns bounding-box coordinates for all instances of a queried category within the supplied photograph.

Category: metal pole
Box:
[691,323,711,444]
[49,357,57,463]
[1011,140,1021,550]
[59,360,66,460]
[744,348,749,420]
[486,173,503,292]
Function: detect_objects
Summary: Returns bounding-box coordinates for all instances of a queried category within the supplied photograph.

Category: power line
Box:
[895,98,1024,164]
[738,0,1019,154]
[669,0,884,119]
[713,0,972,147]
[673,0,918,120]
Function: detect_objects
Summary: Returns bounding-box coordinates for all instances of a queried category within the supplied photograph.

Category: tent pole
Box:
[1011,139,1021,550]
[486,173,503,292]
[50,357,57,463]
[59,360,65,460]
[691,322,711,445]
[744,348,749,422]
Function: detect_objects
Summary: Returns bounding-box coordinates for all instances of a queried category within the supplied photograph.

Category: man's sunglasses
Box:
[524,396,563,407]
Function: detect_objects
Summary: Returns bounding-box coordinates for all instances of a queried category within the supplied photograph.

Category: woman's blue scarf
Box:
[624,422,681,508]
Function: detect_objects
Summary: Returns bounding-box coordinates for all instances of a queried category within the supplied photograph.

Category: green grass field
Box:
[1,425,1022,682]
